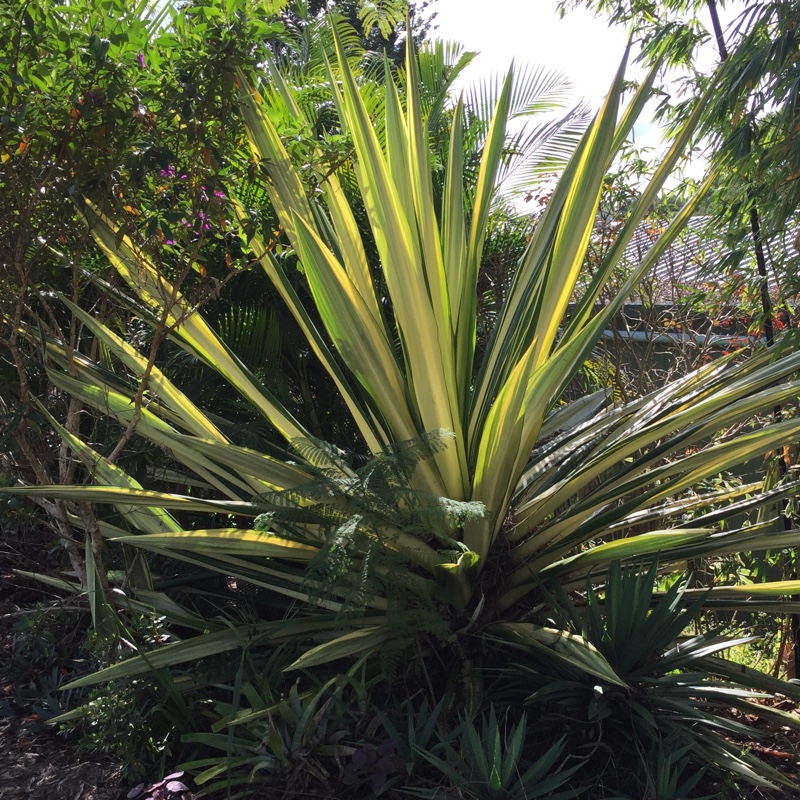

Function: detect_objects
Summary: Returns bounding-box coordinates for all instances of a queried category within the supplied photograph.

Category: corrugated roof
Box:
[615,215,794,306]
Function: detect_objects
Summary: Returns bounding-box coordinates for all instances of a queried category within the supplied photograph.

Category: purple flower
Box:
[214,189,225,198]
[160,165,177,178]
[138,52,145,68]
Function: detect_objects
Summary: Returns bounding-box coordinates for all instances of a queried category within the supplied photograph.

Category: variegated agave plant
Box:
[9,29,800,786]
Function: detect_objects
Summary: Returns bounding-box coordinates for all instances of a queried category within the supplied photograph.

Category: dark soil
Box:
[727,701,800,799]
[1,561,125,800]
[0,718,124,800]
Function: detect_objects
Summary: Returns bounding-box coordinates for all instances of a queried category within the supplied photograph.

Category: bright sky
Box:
[429,0,746,179]
[430,0,630,111]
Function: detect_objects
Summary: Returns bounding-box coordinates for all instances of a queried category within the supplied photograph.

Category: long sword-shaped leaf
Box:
[4,485,255,515]
[698,655,800,701]
[512,375,800,539]
[442,96,467,354]
[527,55,627,371]
[537,529,712,579]
[459,68,514,416]
[284,625,396,672]
[44,367,256,501]
[405,45,468,494]
[490,622,625,686]
[233,74,385,451]
[158,431,312,490]
[521,417,800,563]
[81,201,308,444]
[290,214,421,447]
[235,74,314,243]
[61,617,377,689]
[563,66,718,341]
[328,31,462,500]
[60,295,225,441]
[467,51,628,454]
[35,402,182,535]
[113,530,320,560]
[467,339,539,556]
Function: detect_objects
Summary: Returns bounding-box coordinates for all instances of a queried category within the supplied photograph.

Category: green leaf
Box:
[62,618,348,689]
[113,529,320,561]
[491,622,625,686]
[3,485,255,516]
[284,625,396,671]
[80,201,310,445]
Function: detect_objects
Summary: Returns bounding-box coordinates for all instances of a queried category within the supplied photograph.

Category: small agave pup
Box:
[8,26,800,791]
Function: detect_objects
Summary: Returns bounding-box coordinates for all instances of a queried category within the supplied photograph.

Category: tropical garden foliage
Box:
[2,0,800,797]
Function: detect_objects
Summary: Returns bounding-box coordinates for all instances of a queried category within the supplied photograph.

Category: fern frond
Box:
[359,429,456,485]
[252,430,473,633]
[358,0,407,39]
[290,436,354,476]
